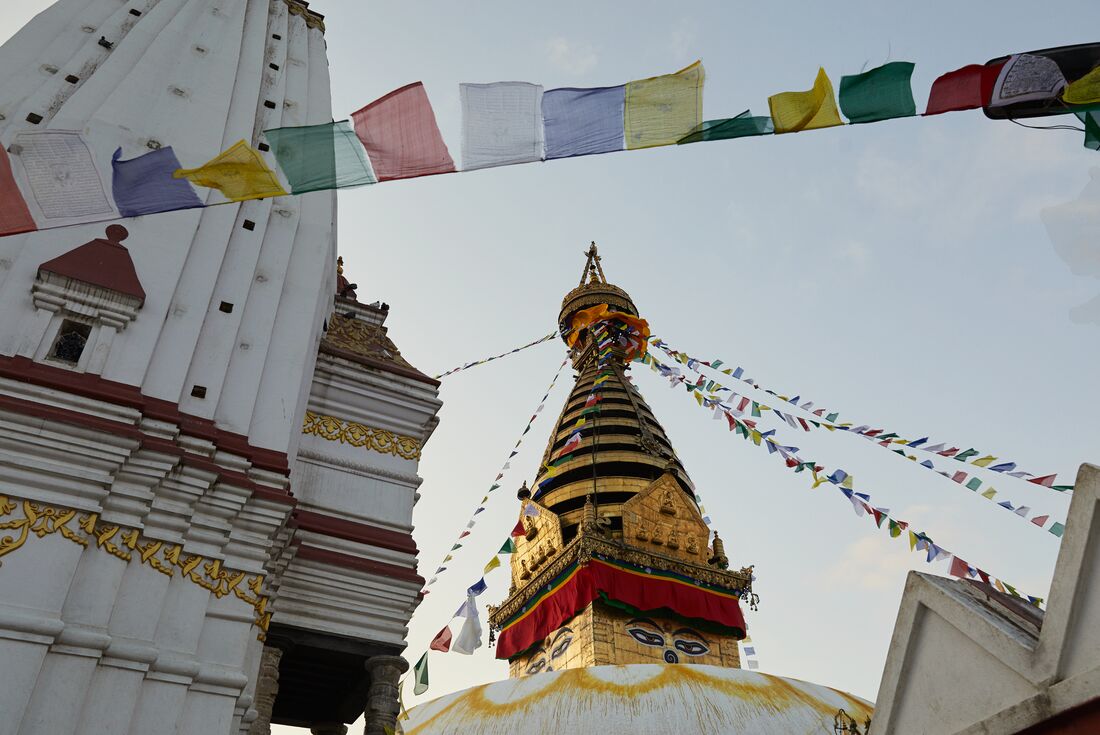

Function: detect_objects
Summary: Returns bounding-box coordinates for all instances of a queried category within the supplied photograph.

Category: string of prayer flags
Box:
[263,121,376,193]
[677,111,774,144]
[461,81,545,170]
[173,140,287,202]
[543,85,626,159]
[624,61,705,149]
[768,68,844,134]
[989,53,1067,108]
[0,145,37,236]
[642,349,1050,600]
[111,147,203,218]
[434,331,557,378]
[838,62,917,124]
[351,81,456,181]
[924,63,1004,115]
[1063,66,1100,105]
[649,336,1074,493]
[423,356,568,590]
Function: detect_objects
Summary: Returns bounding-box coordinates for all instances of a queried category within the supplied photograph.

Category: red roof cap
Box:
[38,225,145,304]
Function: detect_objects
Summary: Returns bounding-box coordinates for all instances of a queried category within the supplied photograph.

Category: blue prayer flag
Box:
[543,85,625,160]
[467,578,488,597]
[112,147,203,218]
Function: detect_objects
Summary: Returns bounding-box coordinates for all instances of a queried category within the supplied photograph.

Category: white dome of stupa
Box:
[403,663,873,734]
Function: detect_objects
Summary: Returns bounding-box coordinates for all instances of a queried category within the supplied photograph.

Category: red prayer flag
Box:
[976,568,990,584]
[1030,514,1050,527]
[940,447,960,457]
[925,63,1004,115]
[1029,474,1057,488]
[351,82,456,181]
[510,519,525,537]
[458,530,470,539]
[0,145,36,237]
[430,625,453,652]
[951,471,968,484]
[949,556,971,578]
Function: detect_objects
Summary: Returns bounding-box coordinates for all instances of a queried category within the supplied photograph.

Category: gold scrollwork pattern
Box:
[301,410,422,460]
[0,495,271,638]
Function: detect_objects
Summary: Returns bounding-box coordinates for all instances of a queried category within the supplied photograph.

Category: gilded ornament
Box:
[301,410,421,460]
[0,494,272,638]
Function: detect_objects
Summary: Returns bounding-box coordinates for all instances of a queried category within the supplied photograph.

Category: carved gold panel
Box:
[508,503,565,590]
[621,472,710,564]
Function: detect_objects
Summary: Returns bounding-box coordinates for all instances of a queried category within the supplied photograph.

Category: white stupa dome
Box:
[403,664,873,734]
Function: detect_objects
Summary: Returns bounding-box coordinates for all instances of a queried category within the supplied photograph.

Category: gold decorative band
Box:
[0,495,271,638]
[301,410,422,461]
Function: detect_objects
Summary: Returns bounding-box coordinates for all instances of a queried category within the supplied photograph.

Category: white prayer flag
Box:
[452,595,483,654]
[461,82,544,170]
[12,130,116,225]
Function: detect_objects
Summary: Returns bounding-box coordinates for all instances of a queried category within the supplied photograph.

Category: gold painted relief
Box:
[620,472,710,565]
[508,502,565,591]
[301,410,422,460]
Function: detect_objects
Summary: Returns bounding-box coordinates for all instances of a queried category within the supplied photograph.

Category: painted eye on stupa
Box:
[671,628,710,656]
[525,656,548,675]
[550,629,574,660]
[626,618,665,648]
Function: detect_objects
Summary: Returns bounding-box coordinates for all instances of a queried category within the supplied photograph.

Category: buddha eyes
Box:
[627,627,665,647]
[551,634,573,659]
[526,657,547,675]
[674,639,709,656]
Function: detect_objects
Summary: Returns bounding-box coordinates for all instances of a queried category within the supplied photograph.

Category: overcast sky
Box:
[5,1,1100,730]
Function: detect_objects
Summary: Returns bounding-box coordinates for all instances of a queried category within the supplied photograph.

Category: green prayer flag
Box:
[954,448,979,462]
[825,412,839,422]
[263,120,376,193]
[751,402,761,418]
[1077,111,1100,151]
[678,110,774,144]
[499,538,516,554]
[1049,521,1066,537]
[838,61,916,124]
[965,477,983,491]
[413,652,429,695]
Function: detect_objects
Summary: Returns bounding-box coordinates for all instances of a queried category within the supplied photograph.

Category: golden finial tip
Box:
[336,255,344,276]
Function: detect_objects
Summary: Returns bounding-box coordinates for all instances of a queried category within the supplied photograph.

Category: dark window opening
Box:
[219,301,234,313]
[257,142,270,152]
[242,219,256,230]
[191,385,207,398]
[64,74,79,84]
[51,320,91,364]
[25,113,43,124]
[263,100,276,109]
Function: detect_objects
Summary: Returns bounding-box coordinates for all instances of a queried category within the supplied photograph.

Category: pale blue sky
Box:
[4,1,1099,729]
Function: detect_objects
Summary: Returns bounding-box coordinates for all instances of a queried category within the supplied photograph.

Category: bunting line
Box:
[423,355,568,591]
[434,331,558,379]
[643,342,1066,538]
[648,336,1074,494]
[641,350,1047,607]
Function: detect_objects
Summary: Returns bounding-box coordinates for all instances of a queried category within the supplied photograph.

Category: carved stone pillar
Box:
[363,655,408,735]
[311,724,348,735]
[247,644,285,735]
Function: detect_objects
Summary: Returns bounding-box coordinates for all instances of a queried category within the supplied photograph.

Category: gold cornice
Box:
[301,410,422,460]
[282,0,326,31]
[0,495,271,638]
[489,532,753,628]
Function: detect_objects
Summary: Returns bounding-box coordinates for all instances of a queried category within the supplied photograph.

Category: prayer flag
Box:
[543,85,625,159]
[888,520,902,538]
[1030,514,1049,527]
[453,595,483,654]
[484,556,501,574]
[13,130,115,224]
[965,477,982,491]
[524,503,540,517]
[908,530,918,551]
[1014,506,1031,517]
[982,488,998,500]
[413,653,429,695]
[430,626,452,652]
[263,121,375,193]
[1049,522,1065,537]
[743,646,756,656]
[0,144,36,236]
[768,67,844,134]
[511,520,525,537]
[1064,65,1100,105]
[111,146,203,218]
[747,660,759,670]
[561,432,582,454]
[460,81,544,170]
[677,110,774,144]
[949,556,971,578]
[838,62,916,124]
[972,455,997,467]
[624,61,705,149]
[468,578,488,597]
[351,82,455,180]
[990,462,1017,473]
[925,63,1003,115]
[174,140,287,201]
[954,449,979,462]
[1029,474,1057,488]
[499,538,516,554]
[989,54,1067,108]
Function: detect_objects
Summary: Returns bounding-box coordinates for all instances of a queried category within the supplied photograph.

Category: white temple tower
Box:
[0,2,441,734]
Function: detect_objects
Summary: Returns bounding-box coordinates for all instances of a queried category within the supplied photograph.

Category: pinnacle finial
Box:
[517,481,531,501]
[337,255,344,276]
[579,241,607,287]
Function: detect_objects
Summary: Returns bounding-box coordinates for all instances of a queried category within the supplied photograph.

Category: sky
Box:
[4,0,1100,730]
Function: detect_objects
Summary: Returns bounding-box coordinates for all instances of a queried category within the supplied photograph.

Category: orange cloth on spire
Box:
[567,303,650,358]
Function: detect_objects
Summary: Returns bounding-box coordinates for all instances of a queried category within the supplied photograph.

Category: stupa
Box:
[403,246,874,734]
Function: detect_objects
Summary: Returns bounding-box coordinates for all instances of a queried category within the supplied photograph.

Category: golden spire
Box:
[579,241,607,287]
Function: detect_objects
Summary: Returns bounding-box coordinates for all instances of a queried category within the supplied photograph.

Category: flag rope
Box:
[433,331,558,379]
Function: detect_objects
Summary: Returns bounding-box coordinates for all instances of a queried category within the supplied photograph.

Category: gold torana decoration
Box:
[0,494,271,638]
[301,410,422,460]
[323,313,420,374]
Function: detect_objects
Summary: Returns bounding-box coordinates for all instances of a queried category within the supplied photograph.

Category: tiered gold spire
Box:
[489,245,754,678]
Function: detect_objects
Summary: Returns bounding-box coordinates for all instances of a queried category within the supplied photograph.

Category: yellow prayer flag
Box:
[981,487,997,500]
[1064,66,1100,105]
[483,556,501,574]
[694,391,704,406]
[174,140,287,202]
[624,61,705,149]
[971,455,997,468]
[994,579,1007,594]
[768,68,844,134]
[443,554,452,562]
[750,429,762,446]
[908,530,918,551]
